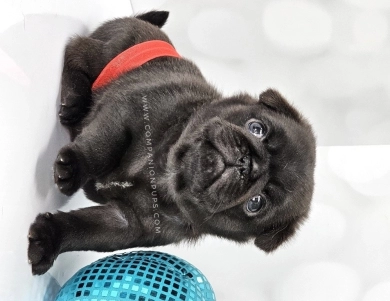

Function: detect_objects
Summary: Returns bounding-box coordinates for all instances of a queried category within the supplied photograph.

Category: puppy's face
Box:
[166,89,316,252]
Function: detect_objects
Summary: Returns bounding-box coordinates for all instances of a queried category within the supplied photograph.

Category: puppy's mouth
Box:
[179,138,260,192]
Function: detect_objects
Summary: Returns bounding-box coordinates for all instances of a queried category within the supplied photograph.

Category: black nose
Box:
[236,155,251,175]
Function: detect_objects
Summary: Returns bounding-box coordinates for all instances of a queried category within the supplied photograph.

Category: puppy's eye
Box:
[246,195,265,213]
[247,121,266,138]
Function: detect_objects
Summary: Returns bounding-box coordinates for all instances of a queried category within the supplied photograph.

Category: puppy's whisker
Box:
[271,224,289,239]
[200,198,223,226]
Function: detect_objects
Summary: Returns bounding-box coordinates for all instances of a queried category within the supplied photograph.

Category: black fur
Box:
[28,11,316,275]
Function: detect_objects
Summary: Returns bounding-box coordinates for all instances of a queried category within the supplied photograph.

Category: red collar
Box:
[92,40,181,90]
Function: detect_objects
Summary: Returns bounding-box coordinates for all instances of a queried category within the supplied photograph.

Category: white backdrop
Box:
[1,0,390,300]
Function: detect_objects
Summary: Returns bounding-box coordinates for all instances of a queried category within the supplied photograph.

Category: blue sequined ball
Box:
[55,251,216,301]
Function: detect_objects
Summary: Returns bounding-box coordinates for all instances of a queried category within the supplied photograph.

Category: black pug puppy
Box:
[28,11,316,275]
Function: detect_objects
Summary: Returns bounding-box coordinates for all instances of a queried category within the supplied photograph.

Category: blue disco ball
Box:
[55,251,216,301]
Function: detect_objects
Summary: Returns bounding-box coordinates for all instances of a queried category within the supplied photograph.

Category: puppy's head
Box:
[166,89,316,252]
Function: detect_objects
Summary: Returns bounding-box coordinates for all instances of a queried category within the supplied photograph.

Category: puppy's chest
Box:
[93,162,178,228]
[92,118,179,204]
[94,145,167,200]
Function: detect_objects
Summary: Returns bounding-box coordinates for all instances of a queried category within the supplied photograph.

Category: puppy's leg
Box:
[28,204,141,275]
[54,105,129,196]
[60,37,106,139]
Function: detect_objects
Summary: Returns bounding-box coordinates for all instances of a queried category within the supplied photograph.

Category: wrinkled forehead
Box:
[193,95,258,120]
[267,115,315,206]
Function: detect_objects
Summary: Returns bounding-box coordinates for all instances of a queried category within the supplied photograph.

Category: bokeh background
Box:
[0,0,389,300]
[156,0,390,146]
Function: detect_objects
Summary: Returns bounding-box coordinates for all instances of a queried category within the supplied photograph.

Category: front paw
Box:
[28,213,60,275]
[54,147,82,196]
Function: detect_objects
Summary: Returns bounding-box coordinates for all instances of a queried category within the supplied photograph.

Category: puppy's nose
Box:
[236,155,251,175]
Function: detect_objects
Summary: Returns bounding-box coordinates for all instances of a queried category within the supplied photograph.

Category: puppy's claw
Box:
[56,152,71,165]
[54,148,81,196]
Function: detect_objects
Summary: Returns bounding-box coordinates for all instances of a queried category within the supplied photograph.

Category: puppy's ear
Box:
[259,89,303,123]
[254,218,301,253]
[136,11,169,28]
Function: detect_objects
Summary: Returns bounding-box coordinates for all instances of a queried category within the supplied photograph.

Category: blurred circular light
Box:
[328,146,390,197]
[344,0,390,9]
[363,281,390,301]
[353,12,388,52]
[276,262,360,301]
[188,9,252,59]
[328,146,390,184]
[262,0,332,54]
